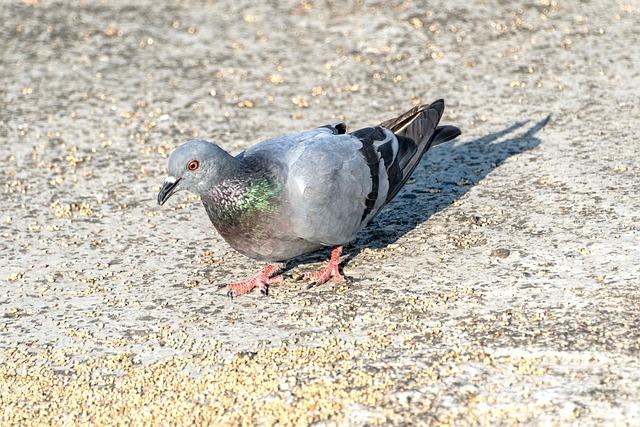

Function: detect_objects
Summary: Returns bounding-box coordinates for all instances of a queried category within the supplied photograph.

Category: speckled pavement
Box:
[1,0,639,425]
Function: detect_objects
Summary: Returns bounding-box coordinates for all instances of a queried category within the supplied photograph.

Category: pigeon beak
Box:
[157,177,181,206]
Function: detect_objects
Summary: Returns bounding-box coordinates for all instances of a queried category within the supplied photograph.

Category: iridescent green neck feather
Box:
[205,177,283,226]
[236,179,281,213]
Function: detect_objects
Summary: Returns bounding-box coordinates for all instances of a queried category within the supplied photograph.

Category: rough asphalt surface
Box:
[1,0,639,425]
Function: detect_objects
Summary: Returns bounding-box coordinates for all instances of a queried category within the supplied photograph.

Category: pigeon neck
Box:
[201,158,282,227]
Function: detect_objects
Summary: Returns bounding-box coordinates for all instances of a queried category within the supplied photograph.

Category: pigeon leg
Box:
[304,246,344,287]
[227,263,285,298]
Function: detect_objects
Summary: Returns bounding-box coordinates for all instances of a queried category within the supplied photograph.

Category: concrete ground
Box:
[1,0,639,425]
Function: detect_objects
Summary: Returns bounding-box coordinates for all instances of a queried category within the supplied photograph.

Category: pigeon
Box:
[158,99,461,297]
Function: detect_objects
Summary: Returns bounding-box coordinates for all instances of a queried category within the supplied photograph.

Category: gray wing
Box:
[284,134,375,246]
[286,121,436,247]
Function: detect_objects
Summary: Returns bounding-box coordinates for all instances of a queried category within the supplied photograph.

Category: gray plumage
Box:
[158,99,461,262]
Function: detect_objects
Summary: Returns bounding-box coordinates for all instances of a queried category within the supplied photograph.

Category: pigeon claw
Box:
[226,278,259,298]
[224,263,285,298]
[304,268,344,288]
[260,286,268,296]
[304,246,344,289]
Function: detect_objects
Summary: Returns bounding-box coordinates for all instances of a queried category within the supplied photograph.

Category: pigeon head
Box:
[157,139,236,205]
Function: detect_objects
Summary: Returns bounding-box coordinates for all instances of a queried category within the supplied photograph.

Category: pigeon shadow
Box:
[287,116,550,273]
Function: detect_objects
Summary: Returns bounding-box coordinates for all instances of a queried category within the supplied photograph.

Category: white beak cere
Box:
[157,176,181,206]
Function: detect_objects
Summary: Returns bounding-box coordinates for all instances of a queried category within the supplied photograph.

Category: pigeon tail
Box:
[431,125,462,146]
[378,99,460,203]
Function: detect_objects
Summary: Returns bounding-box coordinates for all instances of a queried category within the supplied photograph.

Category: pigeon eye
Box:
[187,160,199,171]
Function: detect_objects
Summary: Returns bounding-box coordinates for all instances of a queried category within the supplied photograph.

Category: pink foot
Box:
[227,263,285,298]
[304,246,344,288]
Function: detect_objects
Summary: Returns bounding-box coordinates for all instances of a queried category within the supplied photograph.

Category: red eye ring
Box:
[187,160,199,171]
